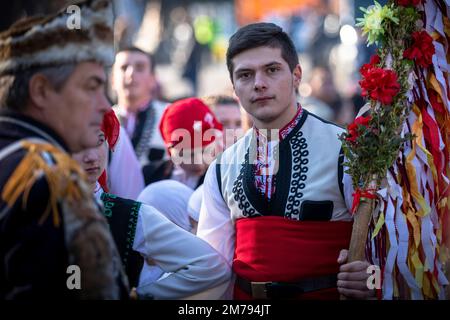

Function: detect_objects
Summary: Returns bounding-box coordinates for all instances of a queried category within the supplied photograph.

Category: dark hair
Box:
[116,46,155,74]
[226,22,299,82]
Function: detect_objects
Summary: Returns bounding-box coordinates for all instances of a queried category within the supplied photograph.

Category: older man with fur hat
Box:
[0,0,129,299]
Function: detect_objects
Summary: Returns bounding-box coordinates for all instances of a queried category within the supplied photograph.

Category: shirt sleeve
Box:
[196,162,236,299]
[108,127,145,200]
[132,203,231,300]
[342,160,355,213]
[197,161,235,267]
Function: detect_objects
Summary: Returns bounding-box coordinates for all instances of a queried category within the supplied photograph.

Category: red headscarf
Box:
[98,109,120,192]
[159,97,223,150]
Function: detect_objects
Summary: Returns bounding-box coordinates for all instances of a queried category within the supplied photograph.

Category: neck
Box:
[253,101,298,135]
[118,96,152,113]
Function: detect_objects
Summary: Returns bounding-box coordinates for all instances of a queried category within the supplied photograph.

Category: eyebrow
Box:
[265,62,282,67]
[234,61,283,74]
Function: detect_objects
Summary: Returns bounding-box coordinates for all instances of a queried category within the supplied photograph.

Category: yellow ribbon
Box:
[2,140,88,227]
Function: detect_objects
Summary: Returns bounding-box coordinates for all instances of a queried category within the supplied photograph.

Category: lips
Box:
[124,82,137,88]
[251,96,274,103]
[85,167,100,175]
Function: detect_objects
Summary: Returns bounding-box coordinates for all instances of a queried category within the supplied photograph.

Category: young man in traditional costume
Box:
[0,0,128,299]
[111,47,168,185]
[197,22,374,300]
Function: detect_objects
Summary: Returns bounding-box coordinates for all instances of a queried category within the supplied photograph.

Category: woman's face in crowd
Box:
[73,132,108,186]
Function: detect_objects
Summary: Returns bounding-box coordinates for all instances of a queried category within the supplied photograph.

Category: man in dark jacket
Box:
[0,0,128,299]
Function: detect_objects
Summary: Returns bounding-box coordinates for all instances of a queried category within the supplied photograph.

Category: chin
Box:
[254,113,278,124]
[188,168,206,176]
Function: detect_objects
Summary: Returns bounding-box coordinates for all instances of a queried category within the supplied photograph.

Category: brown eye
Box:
[98,134,106,146]
[238,72,250,79]
[136,63,146,72]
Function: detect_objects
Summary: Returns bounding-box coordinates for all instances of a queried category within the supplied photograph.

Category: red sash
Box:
[233,216,352,299]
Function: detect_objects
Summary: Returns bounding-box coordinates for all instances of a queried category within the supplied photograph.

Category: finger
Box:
[130,288,138,300]
[337,287,373,300]
[337,249,348,264]
[339,260,371,273]
[337,279,370,291]
[337,271,371,281]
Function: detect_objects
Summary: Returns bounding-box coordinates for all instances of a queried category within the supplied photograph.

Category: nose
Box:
[98,91,111,115]
[83,148,99,164]
[124,65,135,81]
[253,71,267,91]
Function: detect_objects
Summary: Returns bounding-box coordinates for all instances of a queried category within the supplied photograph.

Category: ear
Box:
[293,64,302,87]
[28,73,54,110]
[147,73,156,92]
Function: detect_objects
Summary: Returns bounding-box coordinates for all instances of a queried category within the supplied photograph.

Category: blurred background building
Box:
[0,0,384,125]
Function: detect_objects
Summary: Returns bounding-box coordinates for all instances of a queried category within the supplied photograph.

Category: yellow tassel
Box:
[1,140,89,227]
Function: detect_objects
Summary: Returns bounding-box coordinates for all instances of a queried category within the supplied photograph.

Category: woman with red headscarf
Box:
[72,110,230,299]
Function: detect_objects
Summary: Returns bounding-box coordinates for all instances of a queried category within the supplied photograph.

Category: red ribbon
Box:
[98,170,109,193]
[351,188,378,215]
[421,99,444,176]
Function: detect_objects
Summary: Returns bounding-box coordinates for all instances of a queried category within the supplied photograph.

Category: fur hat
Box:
[0,0,114,76]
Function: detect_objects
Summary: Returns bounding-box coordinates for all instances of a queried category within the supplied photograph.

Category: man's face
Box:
[112,51,155,110]
[214,104,243,147]
[46,62,110,152]
[231,46,301,129]
[214,104,242,130]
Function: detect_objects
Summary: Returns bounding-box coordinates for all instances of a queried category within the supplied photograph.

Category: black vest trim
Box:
[337,147,345,202]
[215,153,224,201]
[233,110,310,218]
[100,193,143,288]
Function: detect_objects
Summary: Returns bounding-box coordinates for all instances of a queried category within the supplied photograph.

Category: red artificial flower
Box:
[403,31,435,68]
[359,67,400,105]
[346,115,372,144]
[101,109,120,150]
[360,54,381,77]
[397,0,422,6]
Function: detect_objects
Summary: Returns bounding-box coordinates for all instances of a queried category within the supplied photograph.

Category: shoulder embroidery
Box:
[285,130,309,219]
[1,139,90,227]
[232,150,261,218]
[135,105,156,160]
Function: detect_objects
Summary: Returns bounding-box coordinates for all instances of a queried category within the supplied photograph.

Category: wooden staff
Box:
[341,196,376,300]
[347,198,376,262]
